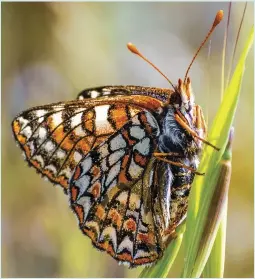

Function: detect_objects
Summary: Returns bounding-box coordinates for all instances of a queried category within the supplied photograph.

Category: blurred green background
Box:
[2,2,254,278]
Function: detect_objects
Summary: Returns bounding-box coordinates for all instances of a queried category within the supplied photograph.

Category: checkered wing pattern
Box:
[12,96,163,191]
[69,111,164,266]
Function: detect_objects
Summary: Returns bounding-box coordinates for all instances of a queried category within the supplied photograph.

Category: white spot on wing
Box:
[59,166,72,178]
[36,109,47,118]
[117,191,128,203]
[44,141,55,152]
[17,117,29,130]
[100,226,117,252]
[21,126,32,139]
[117,236,133,255]
[56,149,66,159]
[95,105,109,124]
[109,149,125,165]
[110,134,126,151]
[71,112,83,128]
[101,158,107,172]
[128,157,143,179]
[77,196,91,222]
[51,111,63,126]
[90,90,99,98]
[45,164,57,175]
[134,137,150,155]
[74,151,82,163]
[98,144,109,159]
[80,156,92,176]
[38,127,47,142]
[134,249,151,259]
[129,193,141,209]
[75,175,91,197]
[145,111,159,135]
[105,162,121,186]
[33,155,45,167]
[138,219,148,233]
[129,126,145,139]
[74,126,86,136]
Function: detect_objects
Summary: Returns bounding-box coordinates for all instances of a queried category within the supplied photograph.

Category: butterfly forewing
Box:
[69,110,164,266]
[12,96,164,191]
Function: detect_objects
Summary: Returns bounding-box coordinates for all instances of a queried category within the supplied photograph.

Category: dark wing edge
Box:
[77,85,172,103]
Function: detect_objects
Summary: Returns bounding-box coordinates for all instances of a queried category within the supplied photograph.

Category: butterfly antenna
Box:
[184,10,224,83]
[127,42,176,90]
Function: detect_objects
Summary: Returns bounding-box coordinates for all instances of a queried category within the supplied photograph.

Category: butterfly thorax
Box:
[158,106,199,157]
[158,78,203,158]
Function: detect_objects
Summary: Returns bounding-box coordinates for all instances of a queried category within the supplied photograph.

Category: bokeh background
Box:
[2,2,254,278]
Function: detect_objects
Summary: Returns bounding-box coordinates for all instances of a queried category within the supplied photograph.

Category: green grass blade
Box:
[202,128,233,278]
[139,223,186,278]
[203,200,228,278]
[181,26,254,278]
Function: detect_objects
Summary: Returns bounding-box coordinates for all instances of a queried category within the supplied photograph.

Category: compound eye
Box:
[170,92,182,107]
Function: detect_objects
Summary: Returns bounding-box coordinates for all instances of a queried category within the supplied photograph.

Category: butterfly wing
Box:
[77,85,173,102]
[12,96,163,191]
[69,110,165,266]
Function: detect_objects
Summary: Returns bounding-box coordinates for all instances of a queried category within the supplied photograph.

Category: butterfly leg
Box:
[195,105,207,136]
[153,154,205,175]
[174,113,219,151]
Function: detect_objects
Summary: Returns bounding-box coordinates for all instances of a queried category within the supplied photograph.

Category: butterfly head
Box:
[170,77,195,113]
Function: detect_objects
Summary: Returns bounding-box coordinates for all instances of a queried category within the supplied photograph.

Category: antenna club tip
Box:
[127,42,140,55]
[213,10,224,27]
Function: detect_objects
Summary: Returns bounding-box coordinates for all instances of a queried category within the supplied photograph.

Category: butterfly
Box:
[11,11,223,267]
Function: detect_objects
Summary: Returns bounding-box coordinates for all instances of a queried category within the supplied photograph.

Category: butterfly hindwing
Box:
[69,111,164,266]
[12,96,163,191]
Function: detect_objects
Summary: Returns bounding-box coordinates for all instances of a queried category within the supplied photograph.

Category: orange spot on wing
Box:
[84,119,94,133]
[119,154,130,184]
[73,165,82,180]
[108,209,122,229]
[140,114,153,134]
[91,166,100,177]
[73,204,84,224]
[109,106,129,130]
[122,130,136,145]
[134,153,147,166]
[117,252,133,262]
[98,242,115,256]
[83,110,95,121]
[71,185,79,201]
[137,232,155,245]
[23,145,31,158]
[119,170,129,184]
[54,175,68,189]
[83,227,96,241]
[134,255,157,265]
[124,218,137,232]
[90,182,101,199]
[30,159,41,169]
[17,134,27,145]
[76,138,93,154]
[95,205,106,220]
[12,120,21,136]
